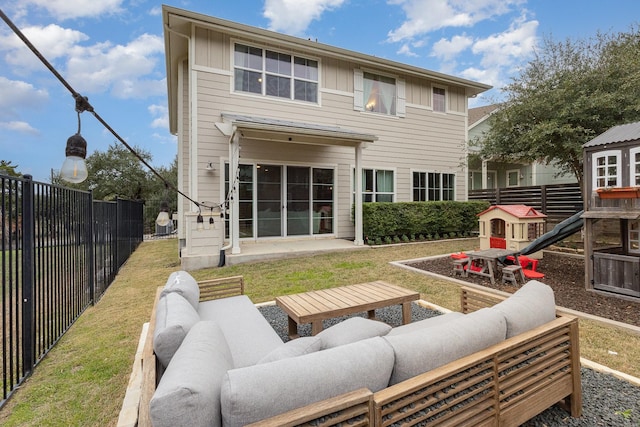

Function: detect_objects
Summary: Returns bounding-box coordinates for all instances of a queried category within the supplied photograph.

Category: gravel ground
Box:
[259,303,640,426]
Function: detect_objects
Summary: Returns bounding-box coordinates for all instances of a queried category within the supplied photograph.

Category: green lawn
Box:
[0,238,638,426]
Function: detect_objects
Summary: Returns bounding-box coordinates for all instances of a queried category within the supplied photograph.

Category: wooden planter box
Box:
[596,187,640,199]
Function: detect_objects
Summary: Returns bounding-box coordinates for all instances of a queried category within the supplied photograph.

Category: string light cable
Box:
[0,8,223,212]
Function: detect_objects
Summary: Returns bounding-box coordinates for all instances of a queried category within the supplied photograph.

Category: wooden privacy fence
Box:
[1,174,144,408]
[468,183,583,223]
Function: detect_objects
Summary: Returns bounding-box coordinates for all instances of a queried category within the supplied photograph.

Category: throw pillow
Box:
[256,336,322,364]
[153,292,200,367]
[161,270,200,310]
[316,316,392,349]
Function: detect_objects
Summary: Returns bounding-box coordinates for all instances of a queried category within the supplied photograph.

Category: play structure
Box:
[476,205,547,254]
[581,121,640,300]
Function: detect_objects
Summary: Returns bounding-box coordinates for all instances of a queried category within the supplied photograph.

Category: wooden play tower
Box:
[582,121,640,300]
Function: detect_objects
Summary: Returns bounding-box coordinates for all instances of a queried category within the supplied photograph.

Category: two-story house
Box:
[162,6,491,269]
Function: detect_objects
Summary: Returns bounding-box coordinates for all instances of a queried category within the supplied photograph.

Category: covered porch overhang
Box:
[215,113,378,254]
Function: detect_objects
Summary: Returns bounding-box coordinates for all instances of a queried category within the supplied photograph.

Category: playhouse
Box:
[477,205,547,254]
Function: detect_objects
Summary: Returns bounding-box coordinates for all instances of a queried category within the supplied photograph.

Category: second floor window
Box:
[433,87,446,112]
[364,72,396,115]
[234,43,318,103]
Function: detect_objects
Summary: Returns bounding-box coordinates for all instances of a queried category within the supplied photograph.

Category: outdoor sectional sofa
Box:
[118,272,582,427]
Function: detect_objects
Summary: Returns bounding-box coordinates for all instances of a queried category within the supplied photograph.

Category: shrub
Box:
[362,201,488,242]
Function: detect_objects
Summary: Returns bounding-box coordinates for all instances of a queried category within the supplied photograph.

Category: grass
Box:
[0,238,639,426]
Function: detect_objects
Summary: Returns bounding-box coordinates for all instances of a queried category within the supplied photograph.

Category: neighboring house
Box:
[467,105,576,190]
[162,5,491,269]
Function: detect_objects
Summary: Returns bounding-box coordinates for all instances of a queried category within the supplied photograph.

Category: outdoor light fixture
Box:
[196,209,204,231]
[156,201,171,227]
[61,100,89,183]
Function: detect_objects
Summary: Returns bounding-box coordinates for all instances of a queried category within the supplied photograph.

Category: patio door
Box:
[257,164,282,237]
[231,163,334,238]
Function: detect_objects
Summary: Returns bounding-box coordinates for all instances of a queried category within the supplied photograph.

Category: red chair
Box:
[513,255,545,279]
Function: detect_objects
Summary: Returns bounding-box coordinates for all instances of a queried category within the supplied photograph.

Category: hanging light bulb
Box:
[61,110,88,183]
[196,209,204,231]
[156,201,171,226]
[209,207,215,226]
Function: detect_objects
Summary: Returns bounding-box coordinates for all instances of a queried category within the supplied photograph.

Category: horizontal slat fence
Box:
[1,174,143,408]
[469,183,583,223]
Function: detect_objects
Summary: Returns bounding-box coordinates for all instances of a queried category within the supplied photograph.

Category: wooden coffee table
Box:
[275,281,420,339]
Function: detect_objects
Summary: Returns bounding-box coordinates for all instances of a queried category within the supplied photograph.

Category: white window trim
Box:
[230,39,321,105]
[413,170,456,201]
[432,84,447,113]
[506,169,520,187]
[353,69,405,117]
[352,166,397,202]
[630,147,640,187]
[592,149,621,190]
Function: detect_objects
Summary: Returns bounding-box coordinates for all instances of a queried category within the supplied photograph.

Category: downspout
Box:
[218,128,238,267]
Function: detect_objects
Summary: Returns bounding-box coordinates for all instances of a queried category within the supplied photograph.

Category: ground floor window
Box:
[413,172,455,201]
[629,221,640,253]
[356,168,394,202]
[225,163,334,238]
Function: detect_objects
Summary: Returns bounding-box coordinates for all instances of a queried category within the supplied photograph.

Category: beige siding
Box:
[183,24,472,239]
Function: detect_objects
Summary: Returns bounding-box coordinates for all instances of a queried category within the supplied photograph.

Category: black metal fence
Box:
[468,183,583,224]
[1,174,143,407]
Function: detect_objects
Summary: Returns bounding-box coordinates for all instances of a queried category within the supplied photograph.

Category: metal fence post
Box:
[88,190,95,305]
[21,174,35,375]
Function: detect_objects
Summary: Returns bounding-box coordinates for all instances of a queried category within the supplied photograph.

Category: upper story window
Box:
[354,69,405,117]
[433,87,446,112]
[234,43,318,103]
[592,150,621,189]
[363,72,396,115]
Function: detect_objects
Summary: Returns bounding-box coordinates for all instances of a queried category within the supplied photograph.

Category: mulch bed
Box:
[408,251,640,328]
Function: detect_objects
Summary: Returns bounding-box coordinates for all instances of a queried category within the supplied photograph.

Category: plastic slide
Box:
[520,210,584,255]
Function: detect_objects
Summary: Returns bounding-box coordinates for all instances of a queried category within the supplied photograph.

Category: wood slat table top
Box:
[275,281,419,323]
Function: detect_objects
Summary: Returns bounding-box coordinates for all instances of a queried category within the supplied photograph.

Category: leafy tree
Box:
[479,27,640,190]
[0,160,21,177]
[82,142,154,201]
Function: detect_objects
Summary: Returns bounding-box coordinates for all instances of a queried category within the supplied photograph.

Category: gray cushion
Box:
[316,316,392,349]
[384,308,506,385]
[161,270,200,309]
[492,280,556,338]
[220,336,394,427]
[153,292,200,368]
[198,295,283,367]
[257,336,322,364]
[387,312,464,336]
[150,321,233,427]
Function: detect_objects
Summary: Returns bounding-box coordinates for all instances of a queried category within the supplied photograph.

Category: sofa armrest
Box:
[198,275,244,301]
[460,286,509,313]
[247,388,373,427]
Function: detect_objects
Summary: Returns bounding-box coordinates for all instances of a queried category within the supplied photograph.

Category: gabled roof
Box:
[477,204,547,219]
[583,121,640,148]
[468,104,499,129]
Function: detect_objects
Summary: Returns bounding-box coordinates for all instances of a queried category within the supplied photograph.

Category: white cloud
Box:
[397,43,418,57]
[0,121,40,135]
[472,18,538,69]
[0,24,88,70]
[22,0,125,20]
[387,0,525,42]
[264,0,347,35]
[0,76,49,117]
[149,6,162,16]
[431,34,473,61]
[65,33,166,98]
[148,103,169,129]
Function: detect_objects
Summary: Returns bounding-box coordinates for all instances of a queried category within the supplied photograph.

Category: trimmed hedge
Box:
[362,201,489,242]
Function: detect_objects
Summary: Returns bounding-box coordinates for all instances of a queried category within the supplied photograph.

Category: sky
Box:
[0,1,638,183]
